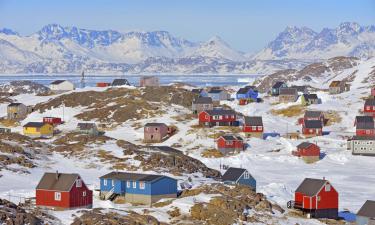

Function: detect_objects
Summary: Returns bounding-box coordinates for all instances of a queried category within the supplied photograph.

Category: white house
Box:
[50,80,75,92]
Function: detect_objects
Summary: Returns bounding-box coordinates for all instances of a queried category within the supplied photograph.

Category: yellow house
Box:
[23,122,53,138]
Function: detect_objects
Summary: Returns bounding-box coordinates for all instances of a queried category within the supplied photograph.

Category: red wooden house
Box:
[371,87,375,97]
[364,99,375,118]
[199,109,238,127]
[355,116,375,137]
[43,117,62,126]
[302,120,323,137]
[290,178,338,219]
[303,111,325,126]
[293,142,320,163]
[242,116,263,138]
[217,135,244,155]
[36,172,93,210]
[96,82,111,87]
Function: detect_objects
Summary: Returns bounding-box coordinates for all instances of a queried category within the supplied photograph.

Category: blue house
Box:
[99,172,177,205]
[236,86,258,100]
[221,167,256,191]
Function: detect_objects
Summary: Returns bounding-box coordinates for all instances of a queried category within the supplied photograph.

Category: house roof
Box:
[357,200,375,217]
[50,80,67,85]
[350,136,375,141]
[291,85,307,92]
[23,122,46,128]
[100,171,174,183]
[295,178,328,196]
[8,102,24,107]
[272,81,286,89]
[208,89,224,94]
[279,88,297,95]
[304,120,322,129]
[204,109,236,116]
[297,142,317,149]
[236,87,250,94]
[221,167,247,182]
[77,123,96,130]
[36,172,79,191]
[302,94,318,100]
[304,110,323,118]
[112,79,130,86]
[365,98,375,106]
[193,97,213,104]
[219,135,243,141]
[244,116,263,126]
[192,88,204,94]
[144,122,167,127]
[355,116,374,129]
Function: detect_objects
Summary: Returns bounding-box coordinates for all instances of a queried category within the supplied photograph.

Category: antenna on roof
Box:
[55,170,59,180]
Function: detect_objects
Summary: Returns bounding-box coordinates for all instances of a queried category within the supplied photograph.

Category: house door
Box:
[316,129,319,135]
[151,135,154,140]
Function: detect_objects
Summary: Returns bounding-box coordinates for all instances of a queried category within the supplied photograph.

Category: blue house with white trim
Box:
[236,86,258,100]
[99,172,177,205]
[221,167,256,191]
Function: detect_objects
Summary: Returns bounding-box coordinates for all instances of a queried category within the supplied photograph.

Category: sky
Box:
[0,0,374,53]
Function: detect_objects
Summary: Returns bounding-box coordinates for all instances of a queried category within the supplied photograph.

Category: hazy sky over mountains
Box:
[0,0,374,52]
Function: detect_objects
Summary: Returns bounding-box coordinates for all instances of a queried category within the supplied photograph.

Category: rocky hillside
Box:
[254,56,359,92]
[0,80,50,95]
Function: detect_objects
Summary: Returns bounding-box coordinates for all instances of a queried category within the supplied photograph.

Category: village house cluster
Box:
[1,77,374,224]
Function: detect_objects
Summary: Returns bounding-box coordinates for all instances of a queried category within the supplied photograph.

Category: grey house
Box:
[279,88,298,103]
[271,81,287,96]
[7,103,28,120]
[207,89,230,101]
[76,123,99,136]
[221,167,256,191]
[301,94,320,105]
[356,200,375,225]
[192,97,213,114]
[347,136,375,156]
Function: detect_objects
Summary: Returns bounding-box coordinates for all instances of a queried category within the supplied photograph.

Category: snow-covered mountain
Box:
[254,22,375,60]
[0,22,374,74]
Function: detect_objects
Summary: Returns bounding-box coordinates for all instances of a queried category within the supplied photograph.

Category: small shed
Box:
[221,167,256,191]
[279,88,298,103]
[293,142,320,163]
[192,97,213,114]
[364,99,375,118]
[50,80,75,92]
[43,117,62,126]
[217,135,244,155]
[301,94,319,105]
[140,76,159,87]
[23,122,53,138]
[271,81,287,96]
[144,123,170,143]
[7,103,27,120]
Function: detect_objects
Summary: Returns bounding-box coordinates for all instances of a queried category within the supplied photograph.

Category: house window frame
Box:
[54,192,61,201]
[244,172,249,179]
[83,191,86,197]
[103,179,107,186]
[325,184,331,192]
[112,179,115,187]
[139,181,145,189]
[127,181,130,188]
[133,181,137,189]
[76,179,82,188]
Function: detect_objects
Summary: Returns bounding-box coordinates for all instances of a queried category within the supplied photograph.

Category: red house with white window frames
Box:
[43,117,62,126]
[355,116,375,137]
[36,172,92,210]
[290,178,338,219]
[242,116,263,138]
[302,120,323,137]
[217,135,244,155]
[198,109,238,127]
[364,99,375,118]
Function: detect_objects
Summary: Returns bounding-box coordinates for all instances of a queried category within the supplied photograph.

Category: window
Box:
[140,181,145,189]
[104,179,107,185]
[133,181,137,188]
[257,126,263,131]
[112,179,115,186]
[54,192,61,201]
[317,196,321,201]
[76,179,82,188]
[213,115,220,120]
[244,172,249,179]
[205,115,209,119]
[226,141,233,145]
[127,181,130,188]
[83,191,86,197]
[252,126,256,131]
[325,184,331,192]
[309,129,313,133]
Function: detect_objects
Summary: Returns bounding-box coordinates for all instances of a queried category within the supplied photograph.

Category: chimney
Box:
[56,170,59,180]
